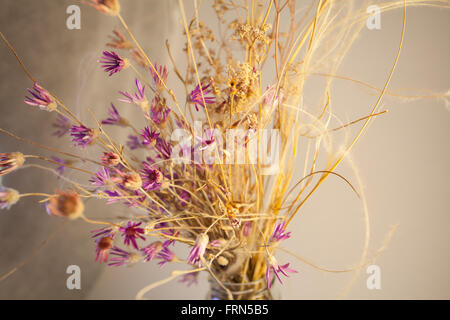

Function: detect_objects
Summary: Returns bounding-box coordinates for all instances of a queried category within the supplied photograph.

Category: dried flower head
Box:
[95,236,114,263]
[187,233,209,267]
[0,186,20,210]
[0,152,25,176]
[101,103,128,126]
[86,0,120,16]
[99,51,129,76]
[150,63,168,91]
[70,125,98,148]
[101,152,121,167]
[189,82,216,111]
[118,171,142,191]
[46,191,84,220]
[24,83,57,111]
[140,127,159,146]
[119,221,145,250]
[266,254,298,289]
[52,115,71,138]
[107,28,132,49]
[119,78,149,112]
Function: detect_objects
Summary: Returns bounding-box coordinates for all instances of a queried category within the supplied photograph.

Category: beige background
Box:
[0,0,448,299]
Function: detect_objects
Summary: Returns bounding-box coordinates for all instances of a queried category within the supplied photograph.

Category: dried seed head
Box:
[46,191,84,220]
[0,152,25,176]
[217,255,229,267]
[0,186,20,210]
[101,152,121,167]
[122,172,142,191]
[97,236,114,251]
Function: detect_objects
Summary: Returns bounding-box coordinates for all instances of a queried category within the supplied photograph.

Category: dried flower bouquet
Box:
[0,0,448,300]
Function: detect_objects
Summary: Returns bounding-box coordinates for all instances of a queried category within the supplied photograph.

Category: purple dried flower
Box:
[70,125,97,148]
[95,236,114,263]
[266,255,298,289]
[126,135,144,150]
[150,63,168,91]
[189,83,216,111]
[179,190,190,206]
[101,103,126,126]
[91,226,117,239]
[270,221,291,243]
[50,157,67,176]
[108,246,138,267]
[140,163,163,191]
[141,241,164,262]
[24,83,57,111]
[0,186,19,210]
[52,114,71,137]
[104,190,121,204]
[123,190,146,208]
[0,152,25,177]
[140,127,159,146]
[156,246,176,268]
[187,234,209,267]
[99,51,129,76]
[195,127,217,151]
[118,78,149,111]
[119,221,145,250]
[147,96,170,125]
[101,152,121,167]
[155,137,172,160]
[90,167,111,187]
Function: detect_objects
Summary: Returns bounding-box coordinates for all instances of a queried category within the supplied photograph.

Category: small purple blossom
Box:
[270,221,291,243]
[119,221,145,250]
[141,241,164,262]
[91,226,117,239]
[123,190,146,208]
[195,127,217,151]
[150,63,168,91]
[50,157,67,176]
[189,83,216,111]
[156,246,176,268]
[104,190,121,204]
[118,78,146,103]
[95,236,114,263]
[90,167,111,186]
[266,255,298,289]
[52,114,71,137]
[101,103,125,126]
[24,83,56,111]
[140,127,159,146]
[70,125,96,148]
[187,234,209,267]
[99,51,129,76]
[155,137,172,160]
[147,96,170,125]
[126,135,144,150]
[108,246,134,267]
[140,163,163,191]
[179,190,190,206]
